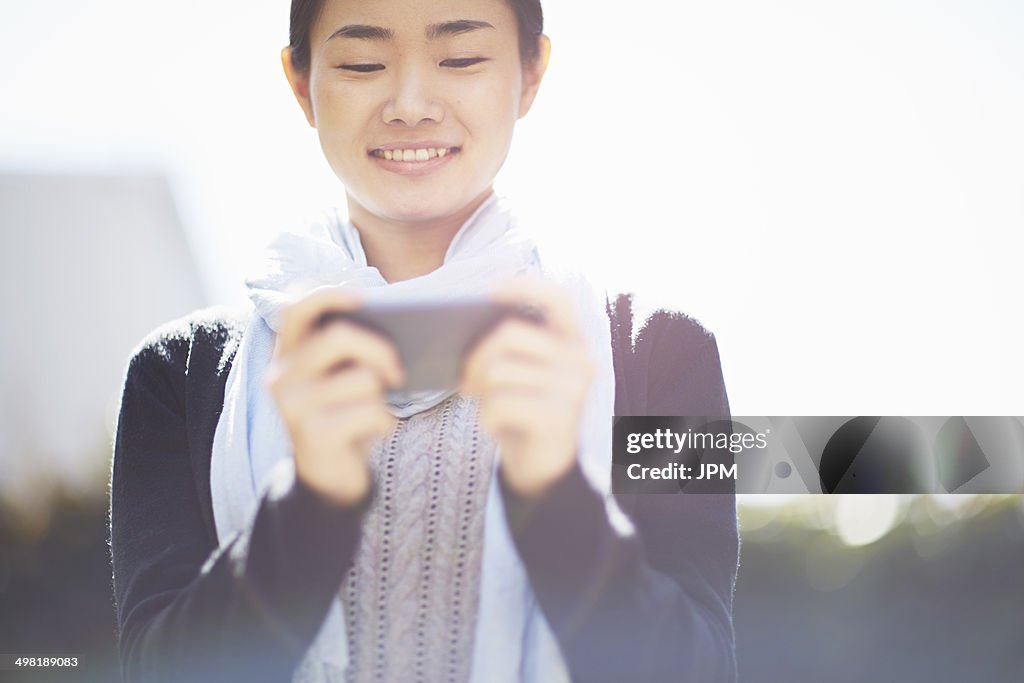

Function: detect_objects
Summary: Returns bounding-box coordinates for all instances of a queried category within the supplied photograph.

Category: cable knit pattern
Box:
[341,394,495,683]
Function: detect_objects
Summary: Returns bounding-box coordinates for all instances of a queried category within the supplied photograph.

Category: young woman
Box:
[109,1,739,682]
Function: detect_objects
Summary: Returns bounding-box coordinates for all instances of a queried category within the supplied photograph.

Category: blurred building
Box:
[0,173,207,517]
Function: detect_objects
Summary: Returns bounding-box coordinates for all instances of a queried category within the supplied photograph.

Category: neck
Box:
[347,189,494,283]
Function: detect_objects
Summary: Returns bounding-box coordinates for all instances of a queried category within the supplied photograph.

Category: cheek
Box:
[477,72,522,115]
[458,75,522,140]
[312,86,374,161]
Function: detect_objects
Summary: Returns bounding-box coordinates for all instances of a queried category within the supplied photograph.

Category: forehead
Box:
[311,0,518,43]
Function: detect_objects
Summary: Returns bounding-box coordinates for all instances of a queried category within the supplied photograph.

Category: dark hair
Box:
[289,0,543,73]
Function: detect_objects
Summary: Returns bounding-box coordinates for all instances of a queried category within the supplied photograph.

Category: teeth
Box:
[375,147,455,161]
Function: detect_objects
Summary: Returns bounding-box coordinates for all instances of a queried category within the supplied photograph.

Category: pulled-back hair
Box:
[288,0,543,72]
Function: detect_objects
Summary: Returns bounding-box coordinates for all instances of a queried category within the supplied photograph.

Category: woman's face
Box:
[287,0,547,224]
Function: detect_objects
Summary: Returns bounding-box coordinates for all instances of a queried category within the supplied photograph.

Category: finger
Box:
[289,365,386,416]
[286,320,403,387]
[473,357,550,397]
[489,277,583,341]
[477,392,548,438]
[275,287,363,357]
[304,402,397,450]
[461,319,563,393]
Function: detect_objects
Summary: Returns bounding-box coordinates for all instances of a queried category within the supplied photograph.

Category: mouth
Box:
[367,145,462,177]
[368,145,461,162]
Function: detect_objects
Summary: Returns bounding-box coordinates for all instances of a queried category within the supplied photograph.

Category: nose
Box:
[381,63,445,127]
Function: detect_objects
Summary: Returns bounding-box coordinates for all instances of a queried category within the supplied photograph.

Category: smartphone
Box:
[315,296,542,392]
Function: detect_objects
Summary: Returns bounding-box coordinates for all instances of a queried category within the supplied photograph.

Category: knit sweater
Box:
[108,294,739,683]
[338,394,496,683]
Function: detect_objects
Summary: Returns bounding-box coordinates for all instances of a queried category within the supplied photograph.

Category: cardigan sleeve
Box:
[499,310,739,683]
[109,320,369,683]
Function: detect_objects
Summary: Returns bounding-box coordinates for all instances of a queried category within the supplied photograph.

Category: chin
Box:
[364,190,473,224]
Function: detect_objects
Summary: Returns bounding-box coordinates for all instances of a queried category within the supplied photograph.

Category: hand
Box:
[265,288,404,507]
[460,279,595,497]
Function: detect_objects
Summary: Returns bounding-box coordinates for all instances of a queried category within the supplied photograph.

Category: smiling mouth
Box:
[368,146,461,161]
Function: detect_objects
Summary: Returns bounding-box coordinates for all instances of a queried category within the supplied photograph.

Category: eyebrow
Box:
[426,19,495,40]
[327,24,394,42]
[326,19,494,43]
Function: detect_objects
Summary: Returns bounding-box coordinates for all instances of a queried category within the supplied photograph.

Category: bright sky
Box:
[2,0,1023,416]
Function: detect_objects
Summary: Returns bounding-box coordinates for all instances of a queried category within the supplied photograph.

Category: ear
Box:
[282,47,316,128]
[517,35,551,119]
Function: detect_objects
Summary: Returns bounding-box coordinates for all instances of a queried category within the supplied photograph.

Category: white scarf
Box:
[210,192,618,682]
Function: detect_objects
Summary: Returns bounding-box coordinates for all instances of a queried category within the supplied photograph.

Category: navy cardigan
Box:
[109,294,738,682]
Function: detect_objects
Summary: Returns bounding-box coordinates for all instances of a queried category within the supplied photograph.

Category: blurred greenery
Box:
[1,488,1021,682]
[0,489,118,683]
[736,495,1024,683]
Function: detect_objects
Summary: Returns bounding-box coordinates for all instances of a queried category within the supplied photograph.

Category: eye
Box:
[339,64,385,73]
[440,57,489,69]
